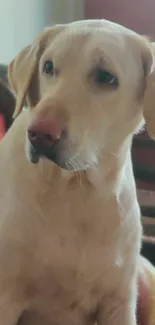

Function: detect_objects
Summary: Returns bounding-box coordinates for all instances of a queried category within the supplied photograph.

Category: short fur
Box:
[0,19,155,324]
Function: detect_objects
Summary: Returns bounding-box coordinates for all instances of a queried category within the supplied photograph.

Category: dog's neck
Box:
[85,135,134,195]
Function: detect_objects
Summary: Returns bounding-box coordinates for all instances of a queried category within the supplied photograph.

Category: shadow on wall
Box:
[85,0,155,38]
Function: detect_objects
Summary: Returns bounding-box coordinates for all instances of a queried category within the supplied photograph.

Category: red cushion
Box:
[0,113,6,140]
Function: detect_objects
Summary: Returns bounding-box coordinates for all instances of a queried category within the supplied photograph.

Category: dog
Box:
[0,19,155,325]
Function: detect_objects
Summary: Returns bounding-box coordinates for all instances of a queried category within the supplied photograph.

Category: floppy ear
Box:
[8,44,37,118]
[8,25,64,118]
[143,41,155,139]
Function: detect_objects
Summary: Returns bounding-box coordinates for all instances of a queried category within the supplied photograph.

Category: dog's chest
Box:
[27,190,130,312]
[6,175,139,317]
[31,219,114,317]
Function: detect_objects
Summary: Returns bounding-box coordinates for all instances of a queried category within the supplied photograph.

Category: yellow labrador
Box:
[0,19,155,325]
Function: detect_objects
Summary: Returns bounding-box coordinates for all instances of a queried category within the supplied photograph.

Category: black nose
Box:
[28,130,54,150]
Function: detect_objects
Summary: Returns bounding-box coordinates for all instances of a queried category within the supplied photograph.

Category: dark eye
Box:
[95,68,118,87]
[44,60,54,75]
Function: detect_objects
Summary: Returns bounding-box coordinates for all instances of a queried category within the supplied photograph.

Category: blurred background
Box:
[1,0,155,63]
[85,0,155,36]
[0,0,84,63]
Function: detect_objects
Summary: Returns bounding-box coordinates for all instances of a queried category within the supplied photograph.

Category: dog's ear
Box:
[8,40,43,118]
[8,44,35,118]
[142,41,155,139]
[8,25,64,118]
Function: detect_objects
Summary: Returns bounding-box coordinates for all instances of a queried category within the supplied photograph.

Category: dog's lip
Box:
[28,141,64,168]
[28,137,79,171]
[29,145,40,164]
[28,142,77,171]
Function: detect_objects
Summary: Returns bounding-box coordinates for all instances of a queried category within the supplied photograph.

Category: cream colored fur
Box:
[0,19,155,325]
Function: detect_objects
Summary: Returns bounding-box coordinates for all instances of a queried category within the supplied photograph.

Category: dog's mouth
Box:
[29,141,67,169]
[27,133,97,172]
[28,139,79,171]
[29,144,40,164]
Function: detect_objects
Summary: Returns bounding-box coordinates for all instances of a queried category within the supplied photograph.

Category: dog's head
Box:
[8,20,155,171]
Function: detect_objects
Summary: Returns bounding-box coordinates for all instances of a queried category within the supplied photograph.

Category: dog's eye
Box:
[44,61,54,75]
[95,68,118,86]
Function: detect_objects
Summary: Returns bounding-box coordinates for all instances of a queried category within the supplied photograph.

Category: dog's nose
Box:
[28,118,63,149]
